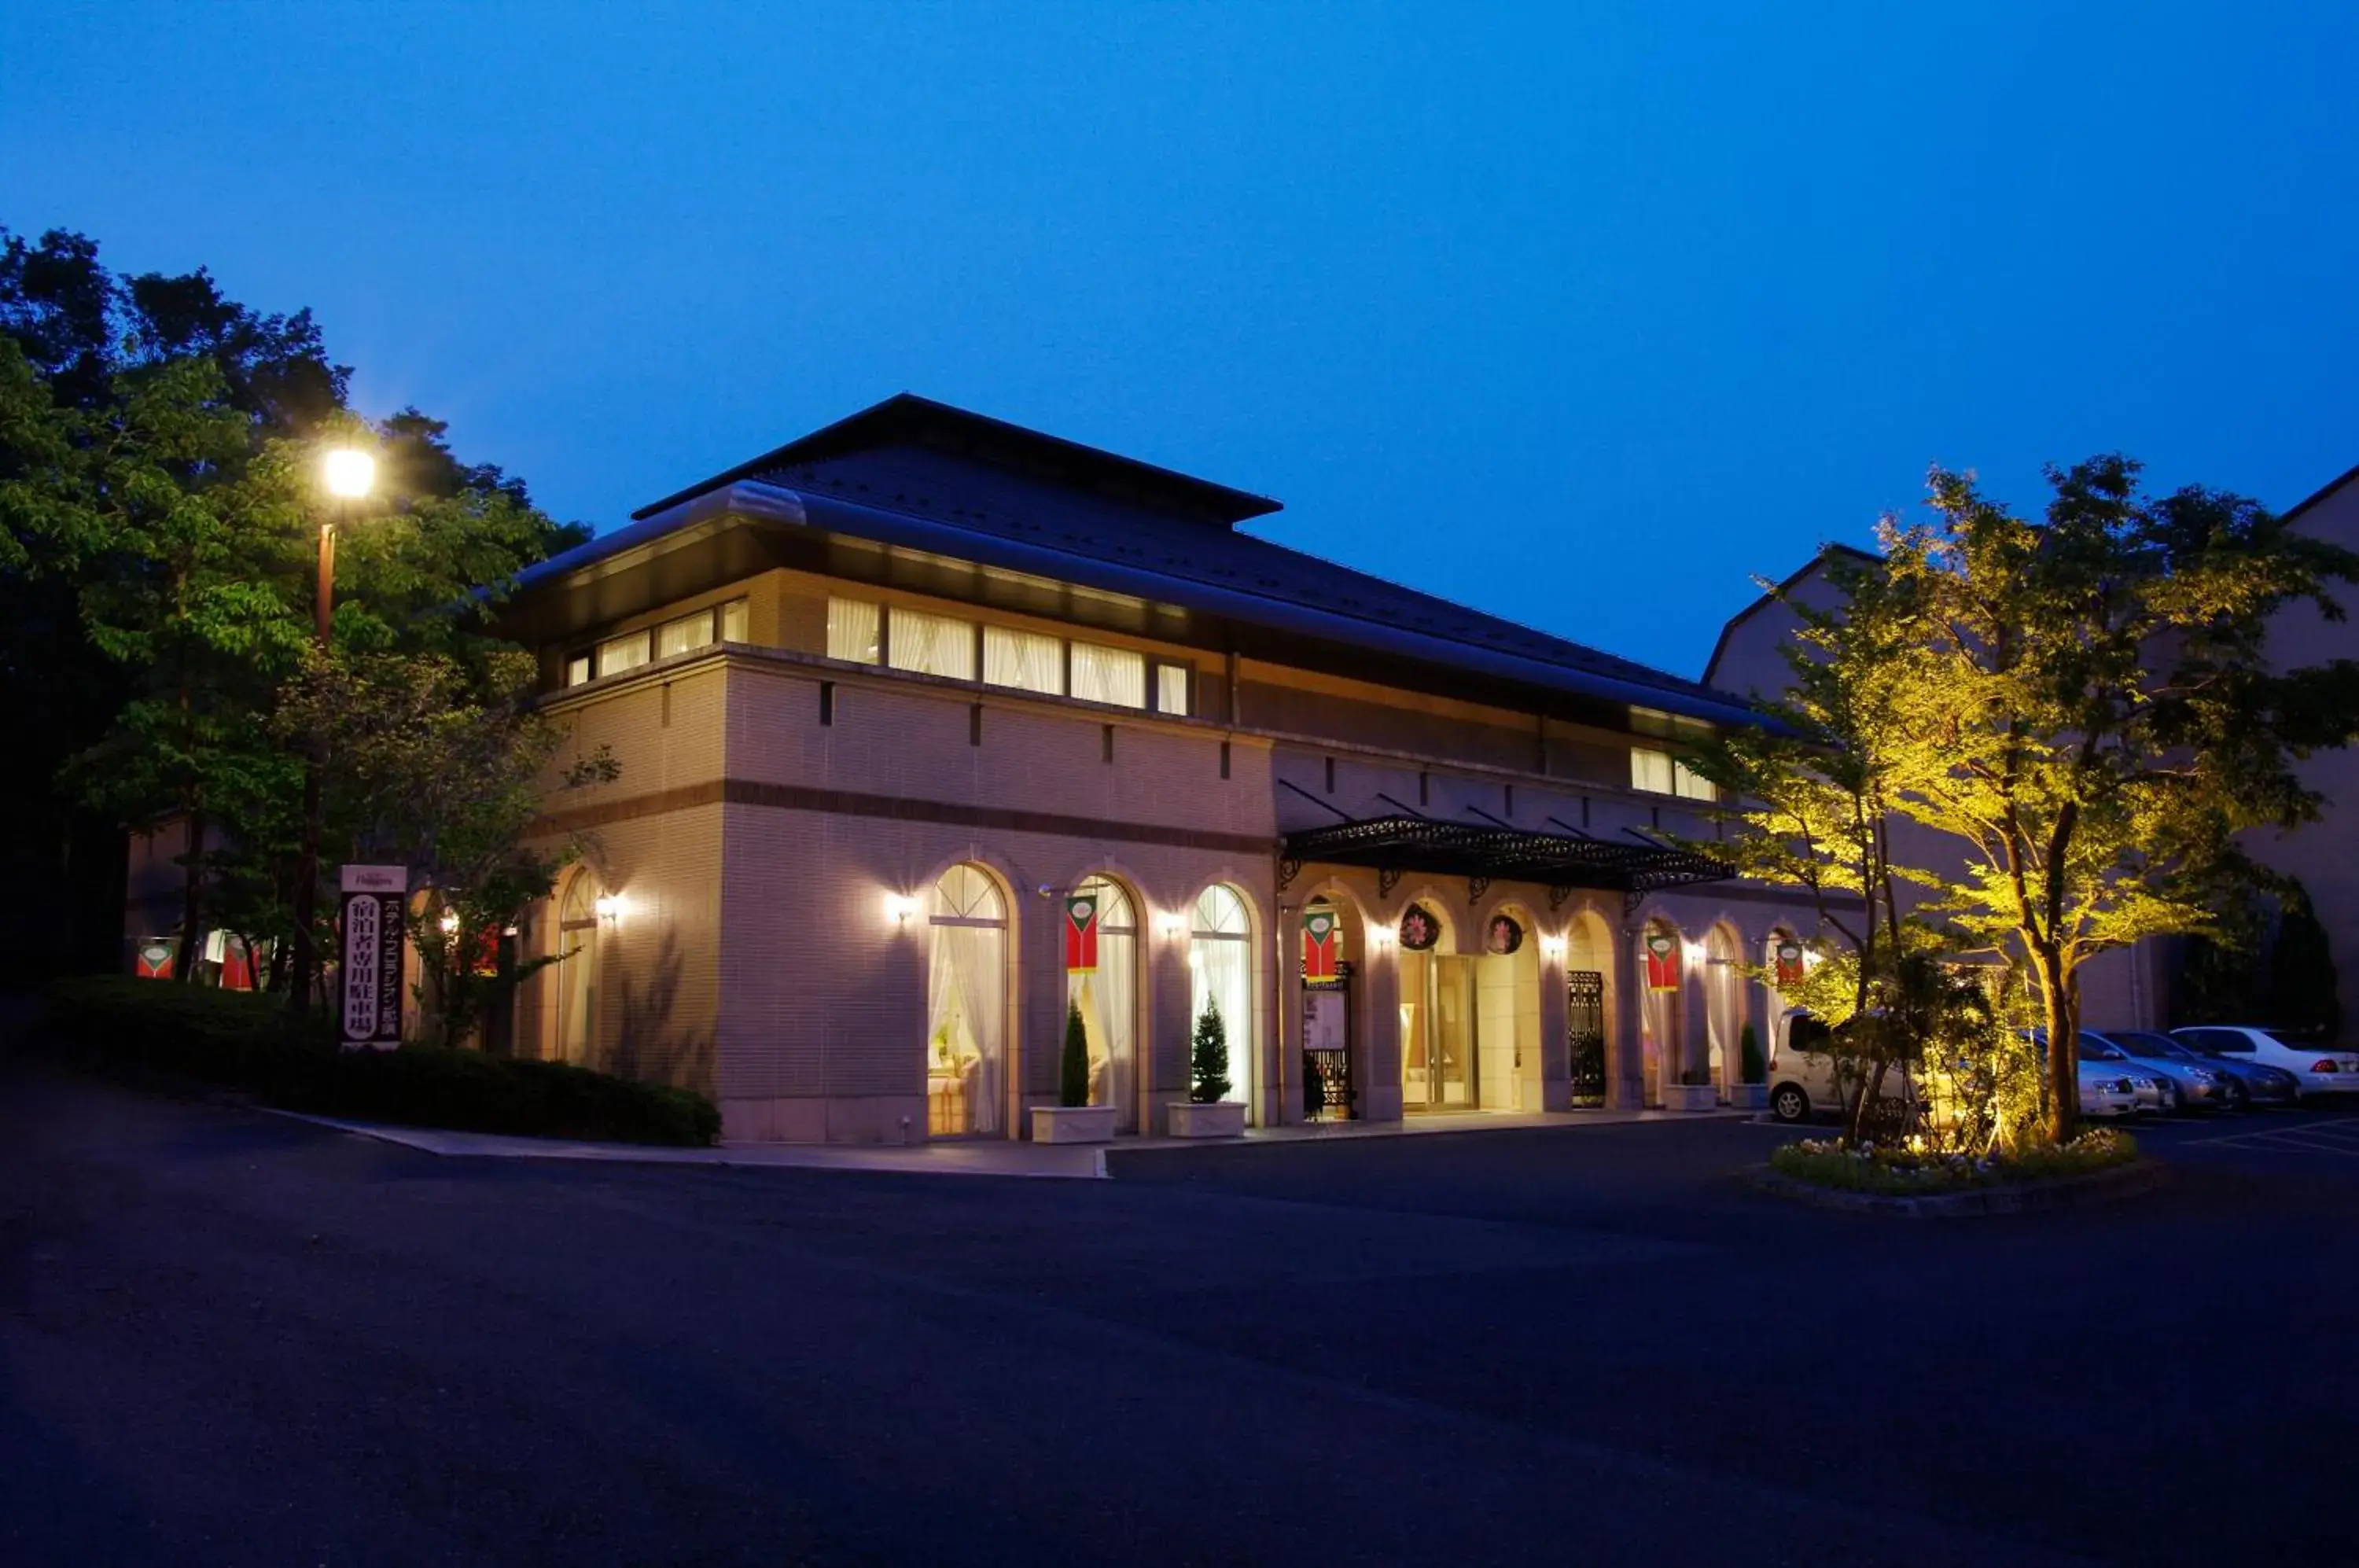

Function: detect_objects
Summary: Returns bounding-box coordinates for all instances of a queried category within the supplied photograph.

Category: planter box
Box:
[1031,1105,1117,1144]
[1166,1100,1247,1139]
[1727,1084,1769,1112]
[1660,1083,1721,1113]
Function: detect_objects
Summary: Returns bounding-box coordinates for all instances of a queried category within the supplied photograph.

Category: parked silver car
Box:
[2103,1029,2294,1108]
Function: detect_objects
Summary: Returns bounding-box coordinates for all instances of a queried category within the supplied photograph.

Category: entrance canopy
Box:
[1279,815,1732,900]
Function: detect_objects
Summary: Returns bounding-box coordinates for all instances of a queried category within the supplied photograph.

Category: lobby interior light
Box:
[322,447,376,499]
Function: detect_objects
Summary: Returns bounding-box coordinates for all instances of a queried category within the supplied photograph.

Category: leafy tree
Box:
[1189,999,1231,1104]
[1869,459,2359,1141]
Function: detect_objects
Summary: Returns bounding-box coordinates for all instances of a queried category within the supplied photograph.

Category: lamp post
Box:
[289,447,376,1014]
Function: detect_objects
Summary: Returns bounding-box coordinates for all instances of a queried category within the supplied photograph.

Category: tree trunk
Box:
[173,809,207,985]
[2036,950,2077,1144]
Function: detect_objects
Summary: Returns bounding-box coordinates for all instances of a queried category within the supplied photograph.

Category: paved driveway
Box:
[4,1059,2355,1566]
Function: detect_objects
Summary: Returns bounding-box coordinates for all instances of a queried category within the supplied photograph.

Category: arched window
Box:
[1705,922,1745,1094]
[1069,875,1139,1132]
[555,874,600,1066]
[1638,920,1686,1105]
[1188,885,1253,1110]
[927,864,1008,1136]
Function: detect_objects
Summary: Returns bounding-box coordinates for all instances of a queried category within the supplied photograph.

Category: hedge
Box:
[44,975,720,1147]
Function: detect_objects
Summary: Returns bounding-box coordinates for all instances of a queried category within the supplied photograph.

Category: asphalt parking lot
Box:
[6,1058,2357,1568]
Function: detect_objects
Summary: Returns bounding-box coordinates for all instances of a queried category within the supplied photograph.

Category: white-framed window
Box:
[564,653,592,687]
[720,598,748,643]
[1631,746,1674,795]
[657,608,715,659]
[1071,642,1146,708]
[827,598,881,664]
[597,629,651,678]
[1156,663,1191,716]
[983,626,1063,696]
[889,607,976,681]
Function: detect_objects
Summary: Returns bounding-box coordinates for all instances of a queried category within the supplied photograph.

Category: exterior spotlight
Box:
[883,892,918,925]
[322,447,376,499]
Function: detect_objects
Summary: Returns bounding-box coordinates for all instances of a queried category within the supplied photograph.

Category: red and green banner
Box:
[1064,893,1099,974]
[1301,906,1339,980]
[134,938,175,980]
[1644,931,1683,992]
[1773,940,1805,989]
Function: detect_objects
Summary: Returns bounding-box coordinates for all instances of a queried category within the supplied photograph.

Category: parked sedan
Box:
[2081,1029,2234,1111]
[2028,1030,2157,1118]
[2172,1025,2359,1102]
[2106,1029,2298,1108]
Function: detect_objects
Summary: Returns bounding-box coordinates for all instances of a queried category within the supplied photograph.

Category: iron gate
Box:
[1567,970,1607,1106]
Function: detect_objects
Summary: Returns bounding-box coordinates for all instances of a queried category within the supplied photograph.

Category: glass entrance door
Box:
[1401,953,1478,1111]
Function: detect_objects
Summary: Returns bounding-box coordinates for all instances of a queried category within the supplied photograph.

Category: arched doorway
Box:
[1565,910,1615,1106]
[1705,922,1746,1099]
[1638,920,1686,1106]
[1397,898,1475,1111]
[1476,905,1541,1110]
[554,873,601,1066]
[1069,874,1139,1133]
[1188,884,1254,1118]
[927,863,1009,1137]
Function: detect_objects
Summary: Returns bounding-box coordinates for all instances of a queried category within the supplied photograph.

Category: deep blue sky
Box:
[6,3,2353,677]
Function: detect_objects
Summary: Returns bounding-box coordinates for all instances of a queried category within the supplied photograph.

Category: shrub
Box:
[44,975,719,1146]
[1190,1000,1231,1104]
[1059,999,1091,1109]
[1768,1126,2136,1195]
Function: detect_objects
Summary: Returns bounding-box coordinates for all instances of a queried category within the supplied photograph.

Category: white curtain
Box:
[889,607,975,680]
[658,609,715,658]
[1071,642,1145,708]
[1706,951,1740,1088]
[984,626,1063,695]
[827,598,880,663]
[1191,937,1251,1105]
[928,921,1003,1135]
[1073,931,1137,1129]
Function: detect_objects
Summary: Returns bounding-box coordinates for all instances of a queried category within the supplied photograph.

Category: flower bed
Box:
[1768,1127,2138,1196]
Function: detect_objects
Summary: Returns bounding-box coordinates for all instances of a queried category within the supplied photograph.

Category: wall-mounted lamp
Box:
[1154,911,1187,940]
[1682,939,1706,964]
[1540,933,1567,960]
[439,909,461,935]
[1367,923,1397,950]
[883,892,918,926]
[594,892,626,926]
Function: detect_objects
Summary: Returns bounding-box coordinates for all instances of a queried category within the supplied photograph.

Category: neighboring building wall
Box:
[2251,471,2359,1025]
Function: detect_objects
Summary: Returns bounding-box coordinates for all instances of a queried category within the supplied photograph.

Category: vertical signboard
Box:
[339,864,407,1051]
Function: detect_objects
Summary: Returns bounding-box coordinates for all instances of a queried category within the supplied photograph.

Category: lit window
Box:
[888,607,976,681]
[1071,642,1145,708]
[565,653,592,687]
[984,626,1063,696]
[598,630,651,678]
[1157,664,1191,716]
[827,598,881,664]
[720,598,748,643]
[657,609,716,659]
[1631,705,1674,738]
[1673,761,1717,801]
[1631,746,1673,795]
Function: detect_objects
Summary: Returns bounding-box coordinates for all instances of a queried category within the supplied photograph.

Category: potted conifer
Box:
[1168,999,1247,1137]
[1729,1022,1769,1111]
[1661,1062,1721,1113]
[1032,999,1117,1143]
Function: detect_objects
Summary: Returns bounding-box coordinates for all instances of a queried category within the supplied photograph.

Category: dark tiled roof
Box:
[525,394,1761,726]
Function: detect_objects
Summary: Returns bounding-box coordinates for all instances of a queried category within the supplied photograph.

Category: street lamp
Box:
[289,445,376,1014]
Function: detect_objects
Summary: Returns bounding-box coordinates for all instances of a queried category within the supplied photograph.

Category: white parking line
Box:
[2174,1121,2359,1155]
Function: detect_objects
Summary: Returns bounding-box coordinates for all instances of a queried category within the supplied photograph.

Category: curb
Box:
[1745,1158,2165,1218]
